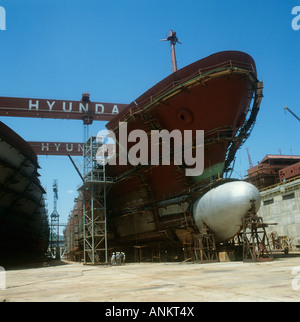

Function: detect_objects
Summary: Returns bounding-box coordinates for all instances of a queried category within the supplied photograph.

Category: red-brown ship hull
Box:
[66,51,262,262]
[105,51,257,211]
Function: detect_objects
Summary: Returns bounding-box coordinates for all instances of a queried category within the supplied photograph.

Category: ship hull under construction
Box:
[0,122,49,263]
[65,51,263,262]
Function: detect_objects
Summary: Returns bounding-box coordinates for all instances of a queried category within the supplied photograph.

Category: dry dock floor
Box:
[1,253,300,302]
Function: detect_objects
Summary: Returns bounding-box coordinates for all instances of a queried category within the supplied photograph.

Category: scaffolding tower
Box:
[79,136,114,264]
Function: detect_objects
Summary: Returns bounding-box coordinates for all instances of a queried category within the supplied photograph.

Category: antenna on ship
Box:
[159,30,182,73]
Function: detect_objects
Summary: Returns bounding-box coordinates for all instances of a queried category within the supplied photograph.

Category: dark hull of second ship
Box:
[0,122,49,264]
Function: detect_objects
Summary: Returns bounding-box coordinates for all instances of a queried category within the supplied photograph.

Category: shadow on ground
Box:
[1,259,70,271]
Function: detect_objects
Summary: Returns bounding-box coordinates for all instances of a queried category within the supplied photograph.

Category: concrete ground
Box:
[1,253,300,302]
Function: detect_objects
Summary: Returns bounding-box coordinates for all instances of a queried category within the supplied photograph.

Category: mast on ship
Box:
[159,30,181,73]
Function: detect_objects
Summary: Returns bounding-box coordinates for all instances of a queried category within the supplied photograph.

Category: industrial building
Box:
[241,152,300,251]
[257,171,300,251]
[246,154,300,189]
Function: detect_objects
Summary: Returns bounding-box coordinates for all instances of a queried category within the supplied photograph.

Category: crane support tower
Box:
[79,136,114,265]
[50,180,60,259]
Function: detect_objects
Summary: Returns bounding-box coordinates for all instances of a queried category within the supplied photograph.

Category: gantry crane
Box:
[246,147,254,168]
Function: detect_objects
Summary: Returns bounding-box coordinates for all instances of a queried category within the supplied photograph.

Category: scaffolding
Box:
[182,231,194,262]
[79,136,114,264]
[194,226,218,263]
[242,199,273,262]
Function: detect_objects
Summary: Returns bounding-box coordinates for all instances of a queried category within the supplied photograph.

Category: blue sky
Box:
[0,0,299,227]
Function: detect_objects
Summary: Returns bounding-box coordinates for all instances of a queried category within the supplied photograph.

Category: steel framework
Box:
[50,180,60,259]
[242,199,273,262]
[194,226,218,263]
[79,136,114,264]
